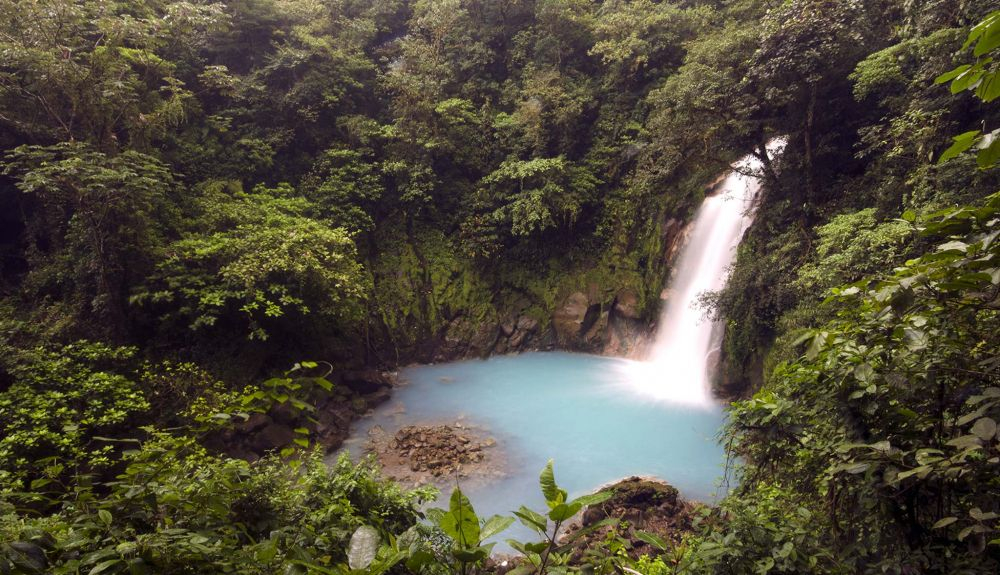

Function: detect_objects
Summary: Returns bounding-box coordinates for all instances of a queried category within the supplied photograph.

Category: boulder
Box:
[500,316,517,337]
[583,310,609,346]
[341,370,391,394]
[239,412,271,434]
[553,291,591,342]
[250,423,295,453]
[468,322,500,357]
[365,386,392,408]
[613,289,641,320]
[508,316,538,349]
[570,477,696,560]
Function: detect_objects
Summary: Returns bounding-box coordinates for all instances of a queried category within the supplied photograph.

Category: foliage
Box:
[133,182,367,341]
[935,10,1000,167]
[0,339,147,490]
[3,143,178,337]
[6,2,1000,575]
[0,444,432,575]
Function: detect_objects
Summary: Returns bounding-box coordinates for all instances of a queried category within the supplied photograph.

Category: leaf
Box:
[952,67,985,94]
[88,559,121,575]
[979,136,1000,168]
[514,507,548,533]
[978,72,1000,103]
[442,488,480,546]
[970,507,999,521]
[975,25,1000,56]
[935,64,972,84]
[896,465,932,481]
[971,417,997,440]
[939,130,982,164]
[480,515,514,541]
[830,462,869,475]
[946,435,983,449]
[634,531,668,550]
[406,550,436,572]
[347,526,380,570]
[569,490,613,508]
[506,563,538,575]
[932,517,959,529]
[452,548,488,563]
[540,460,564,506]
[5,542,47,572]
[547,502,582,522]
[98,509,112,525]
[854,363,874,383]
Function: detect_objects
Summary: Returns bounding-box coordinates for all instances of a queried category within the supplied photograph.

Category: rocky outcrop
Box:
[547,287,652,357]
[553,291,596,344]
[565,477,698,559]
[429,286,653,361]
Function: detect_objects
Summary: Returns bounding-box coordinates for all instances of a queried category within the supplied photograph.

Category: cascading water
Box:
[622,140,785,407]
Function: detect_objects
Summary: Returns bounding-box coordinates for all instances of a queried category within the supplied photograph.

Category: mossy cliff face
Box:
[365,210,690,365]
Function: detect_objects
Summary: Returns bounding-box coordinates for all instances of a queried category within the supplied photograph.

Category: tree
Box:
[0,0,225,150]
[3,142,177,337]
[462,156,597,257]
[134,182,367,341]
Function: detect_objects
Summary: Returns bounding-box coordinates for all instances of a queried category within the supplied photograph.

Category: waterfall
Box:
[620,140,784,406]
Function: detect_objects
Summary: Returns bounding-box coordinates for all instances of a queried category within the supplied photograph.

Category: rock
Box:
[500,317,517,337]
[341,370,391,394]
[516,315,538,331]
[239,412,272,434]
[553,291,590,343]
[583,310,609,346]
[380,424,501,479]
[468,322,501,357]
[613,289,641,320]
[365,387,391,408]
[251,423,295,453]
[508,316,538,349]
[571,477,697,561]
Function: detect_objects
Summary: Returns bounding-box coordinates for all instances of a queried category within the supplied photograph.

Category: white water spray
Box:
[619,140,785,407]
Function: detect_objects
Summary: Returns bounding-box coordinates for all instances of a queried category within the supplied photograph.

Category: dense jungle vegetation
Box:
[1,0,1000,573]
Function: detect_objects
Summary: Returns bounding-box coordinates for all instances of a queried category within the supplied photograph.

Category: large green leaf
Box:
[539,460,567,507]
[480,515,514,541]
[347,526,380,570]
[939,130,982,164]
[440,488,480,546]
[569,490,613,508]
[547,501,582,522]
[635,531,668,551]
[514,506,549,533]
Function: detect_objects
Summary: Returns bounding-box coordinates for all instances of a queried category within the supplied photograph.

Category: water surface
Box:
[341,352,728,541]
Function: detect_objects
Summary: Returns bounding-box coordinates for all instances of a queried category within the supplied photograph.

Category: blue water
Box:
[341,351,729,544]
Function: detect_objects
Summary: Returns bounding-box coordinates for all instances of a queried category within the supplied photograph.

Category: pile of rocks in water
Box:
[390,425,496,477]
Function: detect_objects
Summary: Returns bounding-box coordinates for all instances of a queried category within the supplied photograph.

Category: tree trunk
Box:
[803,82,817,221]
